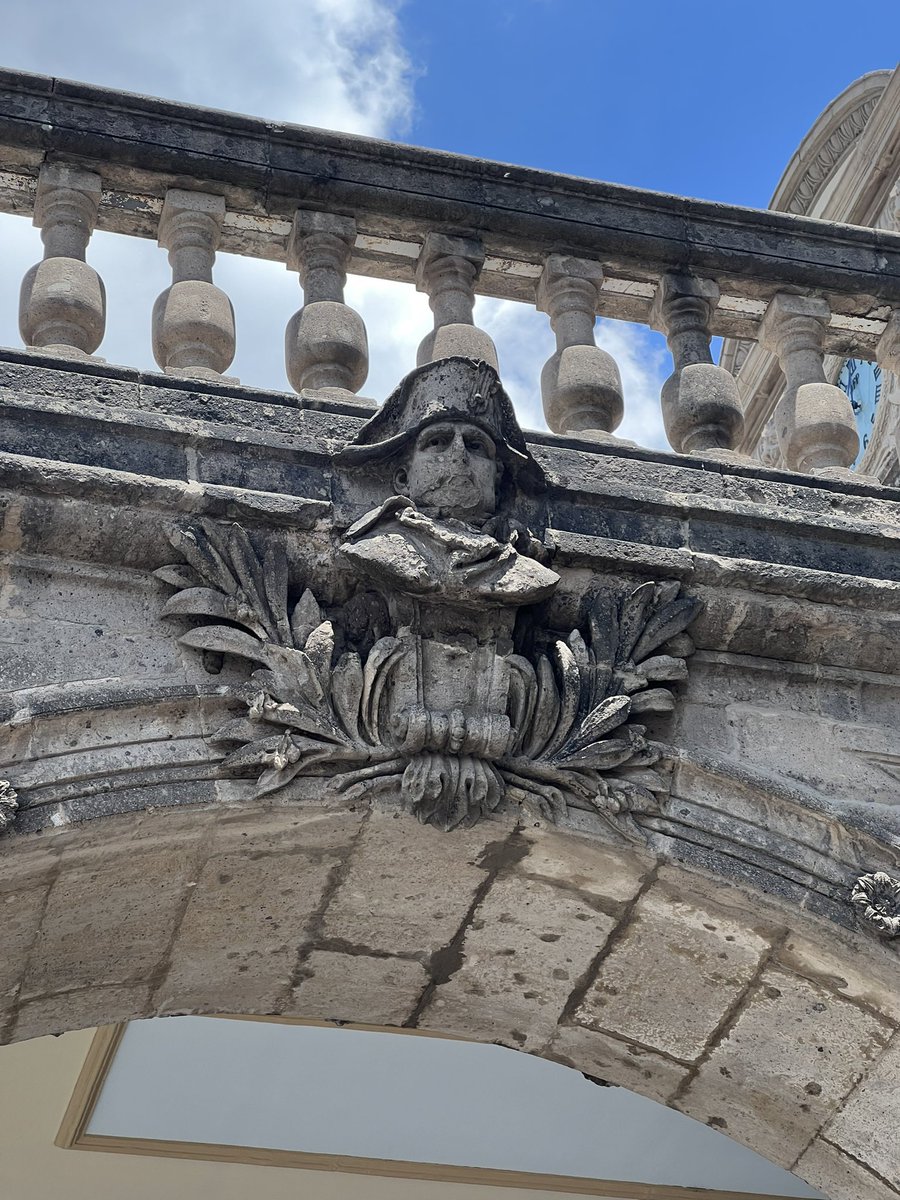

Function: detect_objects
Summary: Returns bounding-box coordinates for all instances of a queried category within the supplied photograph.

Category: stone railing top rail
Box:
[1,68,899,351]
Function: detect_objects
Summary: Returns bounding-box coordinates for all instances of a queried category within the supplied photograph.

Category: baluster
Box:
[415,233,497,367]
[152,190,236,379]
[759,294,858,475]
[651,272,744,455]
[19,164,105,357]
[536,254,623,438]
[285,211,368,397]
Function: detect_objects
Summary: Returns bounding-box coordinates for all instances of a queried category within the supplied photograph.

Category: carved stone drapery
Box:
[157,357,701,833]
[158,524,698,834]
[850,872,900,938]
[0,782,18,834]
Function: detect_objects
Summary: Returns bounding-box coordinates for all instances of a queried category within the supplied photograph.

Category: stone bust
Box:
[336,357,558,605]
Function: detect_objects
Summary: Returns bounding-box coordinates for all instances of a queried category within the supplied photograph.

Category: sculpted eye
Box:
[465,433,494,457]
[421,428,452,451]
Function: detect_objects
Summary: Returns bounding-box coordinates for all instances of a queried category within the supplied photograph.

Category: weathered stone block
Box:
[22,836,202,998]
[796,1136,899,1200]
[0,880,49,1028]
[418,873,614,1051]
[823,1038,900,1188]
[546,1022,690,1106]
[0,616,182,692]
[778,933,900,1025]
[288,950,429,1026]
[575,881,771,1061]
[518,828,651,905]
[321,812,497,956]
[159,813,358,1014]
[676,969,893,1167]
[10,983,152,1043]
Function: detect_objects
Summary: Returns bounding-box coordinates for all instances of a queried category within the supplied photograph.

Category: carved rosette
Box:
[157,520,700,835]
[0,781,18,834]
[850,871,900,939]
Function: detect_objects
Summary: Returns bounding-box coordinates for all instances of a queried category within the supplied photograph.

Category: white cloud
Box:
[0,0,413,138]
[0,0,416,383]
[595,318,670,450]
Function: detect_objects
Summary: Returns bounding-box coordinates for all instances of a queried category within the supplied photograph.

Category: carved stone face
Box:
[396,420,498,521]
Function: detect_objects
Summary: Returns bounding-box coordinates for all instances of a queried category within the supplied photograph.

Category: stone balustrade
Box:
[1,69,899,469]
[650,273,744,455]
[416,232,498,368]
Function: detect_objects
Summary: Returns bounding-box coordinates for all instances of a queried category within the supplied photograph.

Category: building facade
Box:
[0,66,898,1200]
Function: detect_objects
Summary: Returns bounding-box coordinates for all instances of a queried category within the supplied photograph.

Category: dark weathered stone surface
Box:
[1,346,898,920]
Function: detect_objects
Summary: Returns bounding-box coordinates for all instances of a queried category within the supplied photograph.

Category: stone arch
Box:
[769,69,892,218]
[2,802,898,1200]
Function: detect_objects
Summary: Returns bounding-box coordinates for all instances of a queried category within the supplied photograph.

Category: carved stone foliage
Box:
[850,872,900,939]
[157,358,701,834]
[0,781,18,834]
[157,521,699,835]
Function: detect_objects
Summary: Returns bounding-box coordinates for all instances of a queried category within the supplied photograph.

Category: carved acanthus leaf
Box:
[158,521,701,834]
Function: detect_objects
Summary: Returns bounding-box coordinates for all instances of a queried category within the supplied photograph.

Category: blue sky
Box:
[400,1,898,207]
[0,1,895,446]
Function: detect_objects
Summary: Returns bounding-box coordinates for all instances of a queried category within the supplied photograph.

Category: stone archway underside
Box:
[2,802,898,1200]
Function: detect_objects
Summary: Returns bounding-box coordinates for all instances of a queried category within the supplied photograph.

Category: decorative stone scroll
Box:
[850,872,900,939]
[158,357,700,833]
[0,782,18,834]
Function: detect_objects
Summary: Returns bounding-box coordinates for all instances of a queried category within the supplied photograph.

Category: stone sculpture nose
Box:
[448,429,469,461]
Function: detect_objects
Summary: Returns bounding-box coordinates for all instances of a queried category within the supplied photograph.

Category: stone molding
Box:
[772,75,889,217]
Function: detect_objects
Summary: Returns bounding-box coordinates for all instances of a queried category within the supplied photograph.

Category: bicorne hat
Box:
[335,357,545,493]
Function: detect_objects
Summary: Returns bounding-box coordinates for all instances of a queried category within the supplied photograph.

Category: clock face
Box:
[837,358,882,467]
